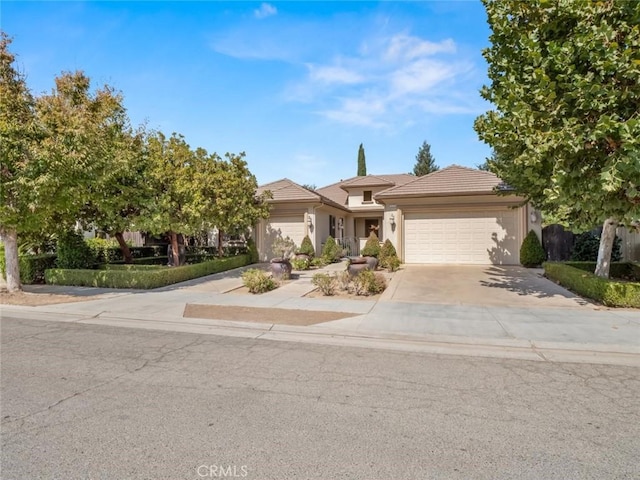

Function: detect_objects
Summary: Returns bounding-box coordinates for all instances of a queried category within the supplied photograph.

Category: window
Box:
[363,190,372,202]
[329,215,336,238]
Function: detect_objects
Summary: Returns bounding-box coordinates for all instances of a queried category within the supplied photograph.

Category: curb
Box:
[3,307,639,367]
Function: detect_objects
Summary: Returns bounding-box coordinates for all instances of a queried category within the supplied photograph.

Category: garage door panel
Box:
[404,209,521,265]
[265,216,305,260]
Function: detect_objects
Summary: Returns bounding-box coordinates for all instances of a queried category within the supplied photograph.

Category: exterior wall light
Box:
[307,216,313,227]
[390,214,396,225]
[530,211,538,223]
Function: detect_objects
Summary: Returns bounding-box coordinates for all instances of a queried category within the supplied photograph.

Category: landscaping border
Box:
[45,255,252,289]
[544,262,640,308]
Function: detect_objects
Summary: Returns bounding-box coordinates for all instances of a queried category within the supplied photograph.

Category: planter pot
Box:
[349,256,367,265]
[348,262,370,276]
[294,253,311,262]
[270,258,292,279]
[363,256,378,270]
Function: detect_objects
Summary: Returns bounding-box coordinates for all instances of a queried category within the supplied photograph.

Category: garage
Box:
[263,215,305,259]
[404,208,522,265]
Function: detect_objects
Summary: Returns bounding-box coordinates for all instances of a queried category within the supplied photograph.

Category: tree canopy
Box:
[474,0,640,277]
[0,31,269,287]
[412,140,439,176]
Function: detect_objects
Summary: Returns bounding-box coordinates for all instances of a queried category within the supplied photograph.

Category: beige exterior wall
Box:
[346,186,389,209]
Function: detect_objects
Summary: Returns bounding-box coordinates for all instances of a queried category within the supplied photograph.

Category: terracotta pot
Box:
[294,253,311,262]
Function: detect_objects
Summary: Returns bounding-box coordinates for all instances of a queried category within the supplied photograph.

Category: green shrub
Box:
[85,237,123,264]
[361,232,381,258]
[246,237,259,263]
[352,269,386,296]
[385,255,401,272]
[571,232,622,262]
[272,236,296,259]
[520,230,546,267]
[291,257,310,271]
[46,255,251,289]
[56,231,97,269]
[336,271,351,291]
[311,257,328,268]
[312,273,336,296]
[242,268,277,294]
[298,235,315,257]
[321,236,341,262]
[544,262,640,308]
[0,247,57,284]
[379,239,397,267]
[559,262,640,281]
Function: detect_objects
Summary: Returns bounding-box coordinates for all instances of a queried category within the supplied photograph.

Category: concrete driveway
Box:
[383,265,592,308]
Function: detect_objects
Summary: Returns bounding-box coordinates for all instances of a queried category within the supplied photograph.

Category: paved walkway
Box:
[3,263,639,366]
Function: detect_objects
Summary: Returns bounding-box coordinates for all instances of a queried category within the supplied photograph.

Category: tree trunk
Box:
[217,230,224,257]
[114,231,133,264]
[0,227,22,292]
[169,231,180,267]
[594,218,618,278]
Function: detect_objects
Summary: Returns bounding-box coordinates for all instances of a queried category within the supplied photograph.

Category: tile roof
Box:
[256,178,320,202]
[339,175,395,189]
[256,178,349,211]
[317,174,415,206]
[375,165,509,199]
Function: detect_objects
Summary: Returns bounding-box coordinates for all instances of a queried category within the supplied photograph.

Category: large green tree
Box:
[412,140,439,176]
[0,33,41,291]
[357,143,366,176]
[82,126,150,264]
[207,152,271,255]
[474,0,640,278]
[1,36,127,290]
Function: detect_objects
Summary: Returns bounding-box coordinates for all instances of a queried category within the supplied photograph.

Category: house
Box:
[255,165,543,264]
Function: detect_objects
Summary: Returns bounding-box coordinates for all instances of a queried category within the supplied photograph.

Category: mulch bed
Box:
[183,304,357,326]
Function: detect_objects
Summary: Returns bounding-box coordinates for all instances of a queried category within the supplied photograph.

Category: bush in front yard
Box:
[352,269,386,296]
[298,235,315,257]
[56,231,96,269]
[544,262,640,308]
[242,268,277,294]
[0,249,57,284]
[520,230,546,267]
[379,239,397,268]
[291,257,310,271]
[321,236,341,263]
[312,272,336,296]
[361,232,381,258]
[46,255,251,289]
[570,232,622,262]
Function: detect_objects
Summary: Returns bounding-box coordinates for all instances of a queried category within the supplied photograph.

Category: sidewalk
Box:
[2,264,639,366]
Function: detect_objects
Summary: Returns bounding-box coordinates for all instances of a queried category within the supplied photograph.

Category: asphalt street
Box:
[2,316,639,480]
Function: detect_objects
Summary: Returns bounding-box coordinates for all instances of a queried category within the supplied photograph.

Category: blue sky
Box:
[3,1,493,187]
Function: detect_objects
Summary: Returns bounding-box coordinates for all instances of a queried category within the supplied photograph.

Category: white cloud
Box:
[288,32,477,128]
[254,3,277,19]
[384,34,456,62]
[306,64,364,85]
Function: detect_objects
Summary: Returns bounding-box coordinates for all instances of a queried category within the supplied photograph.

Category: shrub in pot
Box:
[296,235,315,260]
[270,236,295,278]
[360,232,380,269]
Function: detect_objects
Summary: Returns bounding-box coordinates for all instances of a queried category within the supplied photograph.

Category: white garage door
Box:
[404,209,521,265]
[265,215,305,259]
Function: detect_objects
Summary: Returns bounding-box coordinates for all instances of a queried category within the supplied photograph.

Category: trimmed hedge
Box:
[45,255,252,289]
[560,261,640,281]
[544,262,640,308]
[0,253,57,284]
